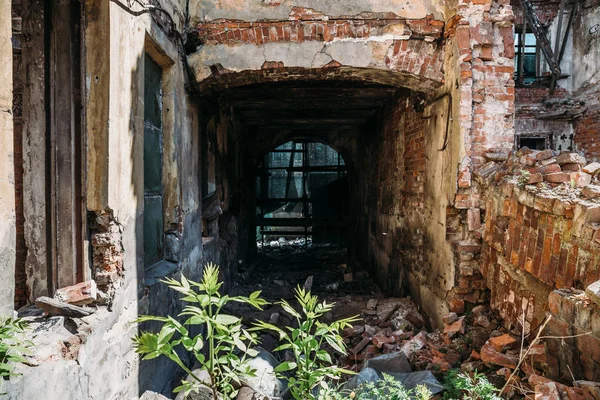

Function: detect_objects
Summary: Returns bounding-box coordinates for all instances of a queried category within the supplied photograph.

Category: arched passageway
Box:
[196,75,449,313]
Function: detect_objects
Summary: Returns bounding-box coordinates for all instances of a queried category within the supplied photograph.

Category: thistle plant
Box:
[252,286,359,400]
[132,263,269,399]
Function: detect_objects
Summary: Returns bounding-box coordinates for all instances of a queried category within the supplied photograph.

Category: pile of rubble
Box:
[476,147,600,200]
[257,236,312,249]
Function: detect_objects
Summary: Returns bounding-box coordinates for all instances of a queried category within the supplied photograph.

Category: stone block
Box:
[583,163,600,175]
[586,281,600,308]
[527,173,543,184]
[570,172,592,188]
[582,185,600,200]
[54,280,97,305]
[529,164,561,175]
[488,334,518,352]
[480,342,518,368]
[536,149,555,161]
[557,153,586,166]
[563,163,583,171]
[544,172,571,183]
[520,154,537,166]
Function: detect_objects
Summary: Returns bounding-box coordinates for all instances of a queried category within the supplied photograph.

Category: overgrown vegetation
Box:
[0,317,32,394]
[351,374,432,400]
[132,263,268,399]
[132,265,506,400]
[252,286,359,400]
[443,370,502,400]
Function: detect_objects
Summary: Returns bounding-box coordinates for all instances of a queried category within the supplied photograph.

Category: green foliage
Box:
[0,317,32,393]
[132,263,269,399]
[443,370,502,400]
[517,170,531,187]
[252,286,359,400]
[351,374,432,400]
[442,369,463,400]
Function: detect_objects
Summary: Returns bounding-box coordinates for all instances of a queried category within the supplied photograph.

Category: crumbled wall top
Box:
[188,0,445,24]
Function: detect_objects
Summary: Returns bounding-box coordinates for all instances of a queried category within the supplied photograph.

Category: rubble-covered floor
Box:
[224,241,596,399]
[227,243,502,392]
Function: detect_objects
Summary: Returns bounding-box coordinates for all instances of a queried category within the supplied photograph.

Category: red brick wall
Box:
[481,177,600,380]
[197,11,444,45]
[403,105,426,205]
[547,290,600,382]
[574,86,600,161]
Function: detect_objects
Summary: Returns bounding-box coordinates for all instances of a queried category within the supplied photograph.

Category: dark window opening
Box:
[514,29,540,85]
[143,54,164,267]
[517,135,547,150]
[256,141,348,248]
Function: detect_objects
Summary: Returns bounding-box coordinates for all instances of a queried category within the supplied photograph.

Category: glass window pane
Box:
[525,33,536,46]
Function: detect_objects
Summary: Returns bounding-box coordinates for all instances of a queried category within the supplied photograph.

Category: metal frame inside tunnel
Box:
[257,140,348,247]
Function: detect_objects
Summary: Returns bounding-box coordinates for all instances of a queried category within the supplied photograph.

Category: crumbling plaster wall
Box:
[188,0,445,25]
[573,2,600,92]
[0,0,16,316]
[186,2,447,94]
[5,0,204,397]
[572,3,600,161]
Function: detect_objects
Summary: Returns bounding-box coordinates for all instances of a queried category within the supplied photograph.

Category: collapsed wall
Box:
[478,147,600,381]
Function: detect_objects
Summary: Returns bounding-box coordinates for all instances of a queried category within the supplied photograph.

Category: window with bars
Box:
[514,29,539,85]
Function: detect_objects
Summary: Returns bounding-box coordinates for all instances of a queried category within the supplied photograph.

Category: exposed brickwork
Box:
[385,40,445,83]
[574,86,600,161]
[475,149,600,381]
[446,0,516,314]
[90,211,124,298]
[197,14,444,46]
[511,0,560,26]
[547,289,600,382]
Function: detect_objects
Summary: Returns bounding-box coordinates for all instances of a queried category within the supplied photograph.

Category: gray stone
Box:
[140,391,170,400]
[240,348,286,397]
[364,351,412,374]
[35,297,94,318]
[344,367,381,390]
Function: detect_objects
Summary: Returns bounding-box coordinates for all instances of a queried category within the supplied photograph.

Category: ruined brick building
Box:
[1,0,600,397]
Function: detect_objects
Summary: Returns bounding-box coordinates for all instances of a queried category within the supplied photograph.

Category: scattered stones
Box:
[443,316,465,339]
[480,342,518,368]
[442,312,458,325]
[488,334,518,352]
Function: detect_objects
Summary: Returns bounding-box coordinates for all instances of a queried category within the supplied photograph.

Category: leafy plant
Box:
[442,369,463,400]
[252,286,359,400]
[351,374,431,400]
[132,263,269,399]
[454,371,502,400]
[517,170,531,187]
[0,317,32,393]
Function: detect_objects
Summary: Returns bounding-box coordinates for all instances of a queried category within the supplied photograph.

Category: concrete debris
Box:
[139,391,170,400]
[239,348,287,398]
[35,296,94,318]
[586,280,600,308]
[54,280,98,305]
